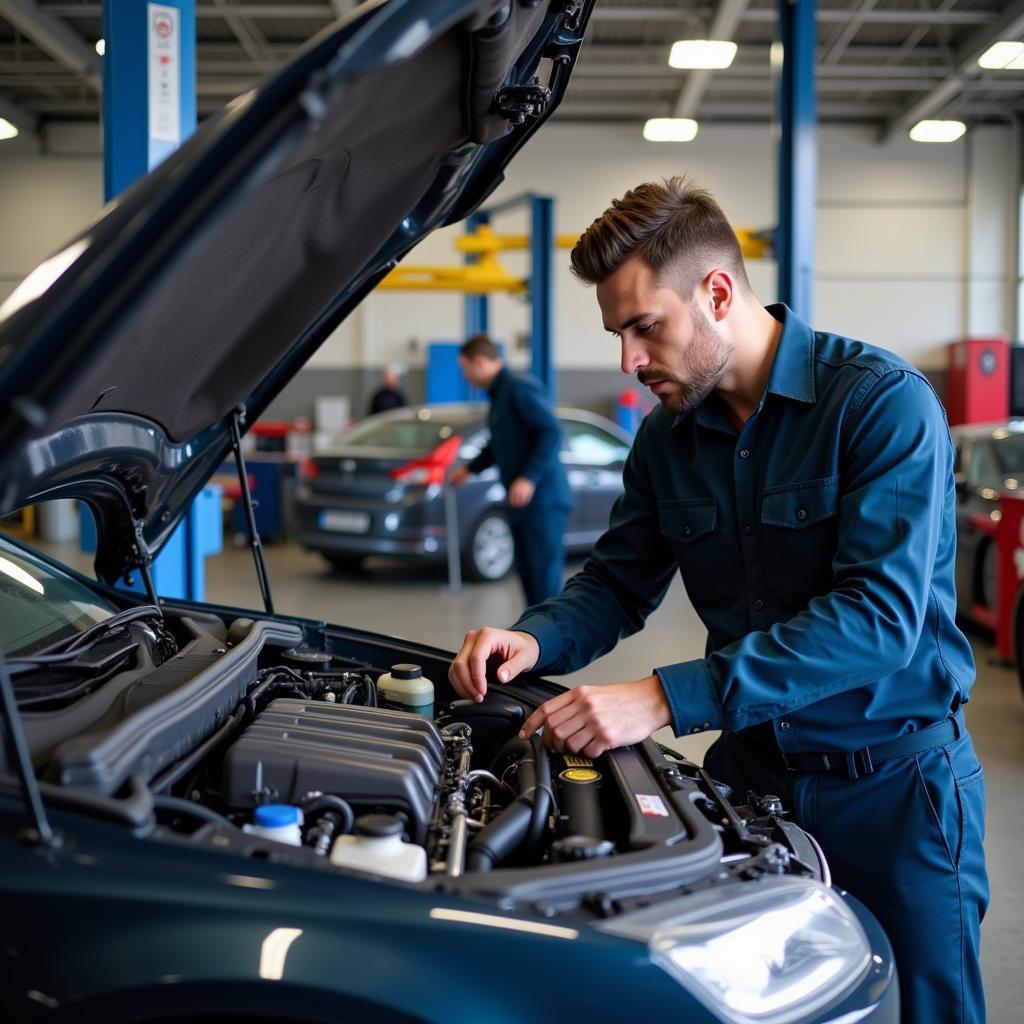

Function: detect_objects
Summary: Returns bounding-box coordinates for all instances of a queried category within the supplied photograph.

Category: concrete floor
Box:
[42,538,1024,1019]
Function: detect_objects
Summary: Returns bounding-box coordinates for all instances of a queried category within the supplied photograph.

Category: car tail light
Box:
[390,436,462,486]
[299,459,320,480]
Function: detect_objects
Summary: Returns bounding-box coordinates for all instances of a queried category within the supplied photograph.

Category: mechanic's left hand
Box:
[507,476,536,508]
[518,675,672,758]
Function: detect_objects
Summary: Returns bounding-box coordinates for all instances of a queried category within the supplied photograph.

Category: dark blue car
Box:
[0,2,898,1021]
[294,403,633,580]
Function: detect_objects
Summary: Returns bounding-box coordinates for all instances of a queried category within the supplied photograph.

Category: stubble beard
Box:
[638,310,731,417]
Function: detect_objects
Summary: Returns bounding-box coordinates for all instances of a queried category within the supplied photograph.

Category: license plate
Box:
[318,510,371,533]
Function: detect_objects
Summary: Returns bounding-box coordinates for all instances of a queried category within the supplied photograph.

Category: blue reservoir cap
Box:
[254,804,300,828]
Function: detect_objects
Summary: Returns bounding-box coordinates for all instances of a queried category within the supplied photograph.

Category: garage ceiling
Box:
[0,0,1023,141]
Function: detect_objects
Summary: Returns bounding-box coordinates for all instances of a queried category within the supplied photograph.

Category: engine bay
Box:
[8,603,828,918]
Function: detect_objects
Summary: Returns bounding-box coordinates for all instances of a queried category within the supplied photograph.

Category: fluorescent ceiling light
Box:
[0,118,17,141]
[909,119,966,143]
[95,38,106,56]
[669,39,737,70]
[643,118,699,142]
[978,40,1024,70]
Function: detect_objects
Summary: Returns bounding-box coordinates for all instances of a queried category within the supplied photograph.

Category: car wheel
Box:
[979,541,998,610]
[464,513,514,581]
[325,553,364,575]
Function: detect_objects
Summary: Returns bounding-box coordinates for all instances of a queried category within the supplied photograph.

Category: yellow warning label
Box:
[563,756,594,768]
[561,768,601,783]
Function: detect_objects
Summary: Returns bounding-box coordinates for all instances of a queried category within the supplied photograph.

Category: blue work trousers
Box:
[509,505,569,607]
[704,721,988,1024]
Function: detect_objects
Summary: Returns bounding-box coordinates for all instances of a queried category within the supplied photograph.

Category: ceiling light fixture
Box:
[0,118,18,141]
[643,118,699,142]
[95,38,106,56]
[978,40,1024,70]
[668,40,737,70]
[909,119,966,143]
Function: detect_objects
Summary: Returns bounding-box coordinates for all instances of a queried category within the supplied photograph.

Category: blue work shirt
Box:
[467,366,572,514]
[512,305,975,754]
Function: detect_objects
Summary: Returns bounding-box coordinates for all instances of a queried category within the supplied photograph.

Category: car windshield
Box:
[992,434,1024,478]
[0,535,116,657]
[339,415,469,452]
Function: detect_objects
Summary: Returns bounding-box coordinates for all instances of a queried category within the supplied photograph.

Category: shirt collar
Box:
[764,303,817,404]
[488,364,509,397]
[677,303,816,432]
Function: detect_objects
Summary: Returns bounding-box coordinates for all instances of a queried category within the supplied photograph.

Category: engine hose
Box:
[299,793,355,836]
[152,795,237,830]
[466,736,554,871]
[524,733,553,856]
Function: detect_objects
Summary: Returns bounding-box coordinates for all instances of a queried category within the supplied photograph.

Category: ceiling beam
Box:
[212,0,275,65]
[822,0,876,66]
[34,3,1002,25]
[673,0,750,120]
[0,0,100,91]
[882,0,1024,139]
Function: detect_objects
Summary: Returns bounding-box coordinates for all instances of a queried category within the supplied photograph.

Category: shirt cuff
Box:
[654,659,723,737]
[508,612,563,670]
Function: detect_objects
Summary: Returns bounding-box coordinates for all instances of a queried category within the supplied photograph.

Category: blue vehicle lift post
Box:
[97,0,221,601]
[776,0,817,322]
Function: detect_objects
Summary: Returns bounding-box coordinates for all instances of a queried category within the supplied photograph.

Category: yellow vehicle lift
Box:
[377,224,771,293]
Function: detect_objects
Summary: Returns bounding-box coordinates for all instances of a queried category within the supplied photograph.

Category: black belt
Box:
[780,715,962,780]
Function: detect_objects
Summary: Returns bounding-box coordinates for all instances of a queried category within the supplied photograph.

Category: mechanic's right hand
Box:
[449,466,470,488]
[448,628,540,703]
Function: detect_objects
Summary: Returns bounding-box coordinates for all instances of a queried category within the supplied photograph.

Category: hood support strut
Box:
[0,650,57,849]
[228,406,274,614]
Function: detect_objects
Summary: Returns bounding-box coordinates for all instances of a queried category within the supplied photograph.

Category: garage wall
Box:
[0,120,1017,418]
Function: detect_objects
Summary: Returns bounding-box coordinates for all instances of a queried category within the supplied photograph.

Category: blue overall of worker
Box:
[448,179,988,1024]
[450,334,572,605]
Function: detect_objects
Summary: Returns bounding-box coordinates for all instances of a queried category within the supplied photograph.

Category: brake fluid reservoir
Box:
[244,804,303,846]
[377,664,433,717]
[330,814,427,882]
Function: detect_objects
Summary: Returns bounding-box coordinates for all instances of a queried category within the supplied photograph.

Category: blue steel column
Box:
[530,194,555,400]
[776,0,817,321]
[464,210,490,338]
[103,0,197,200]
[101,1,202,599]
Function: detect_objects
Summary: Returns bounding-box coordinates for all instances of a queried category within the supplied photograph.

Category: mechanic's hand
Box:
[449,466,471,488]
[507,476,536,508]
[449,627,540,703]
[519,675,672,759]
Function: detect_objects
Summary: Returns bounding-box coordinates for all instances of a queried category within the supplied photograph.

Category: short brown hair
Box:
[459,334,501,361]
[570,176,750,295]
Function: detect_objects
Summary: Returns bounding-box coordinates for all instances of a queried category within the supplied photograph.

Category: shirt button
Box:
[753,599,765,610]
[683,525,692,537]
[743,524,753,535]
[796,508,808,522]
[779,721,791,732]
[690,725,702,734]
[739,449,751,460]
[702,722,711,730]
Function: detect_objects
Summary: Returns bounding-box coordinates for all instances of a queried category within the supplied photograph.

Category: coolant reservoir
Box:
[330,814,427,882]
[377,664,434,717]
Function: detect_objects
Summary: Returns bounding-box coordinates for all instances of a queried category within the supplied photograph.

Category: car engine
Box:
[14,608,827,915]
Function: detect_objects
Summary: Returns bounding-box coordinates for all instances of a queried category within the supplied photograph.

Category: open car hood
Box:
[0,0,592,583]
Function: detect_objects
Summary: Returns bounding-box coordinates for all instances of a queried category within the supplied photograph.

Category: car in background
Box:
[952,421,1024,618]
[294,403,632,580]
[0,1,897,1021]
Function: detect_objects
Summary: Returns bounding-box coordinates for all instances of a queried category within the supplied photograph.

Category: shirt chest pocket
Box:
[760,476,840,606]
[658,498,738,608]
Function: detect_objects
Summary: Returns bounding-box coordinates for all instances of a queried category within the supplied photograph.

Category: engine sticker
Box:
[636,793,670,817]
[564,755,595,768]
[560,768,601,783]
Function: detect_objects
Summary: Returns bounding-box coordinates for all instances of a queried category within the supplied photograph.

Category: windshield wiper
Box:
[14,642,140,708]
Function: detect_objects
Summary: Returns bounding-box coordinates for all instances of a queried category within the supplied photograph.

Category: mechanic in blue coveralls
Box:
[449,334,572,605]
[449,179,988,1024]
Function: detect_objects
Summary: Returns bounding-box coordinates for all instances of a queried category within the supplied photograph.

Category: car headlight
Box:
[599,875,871,1024]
